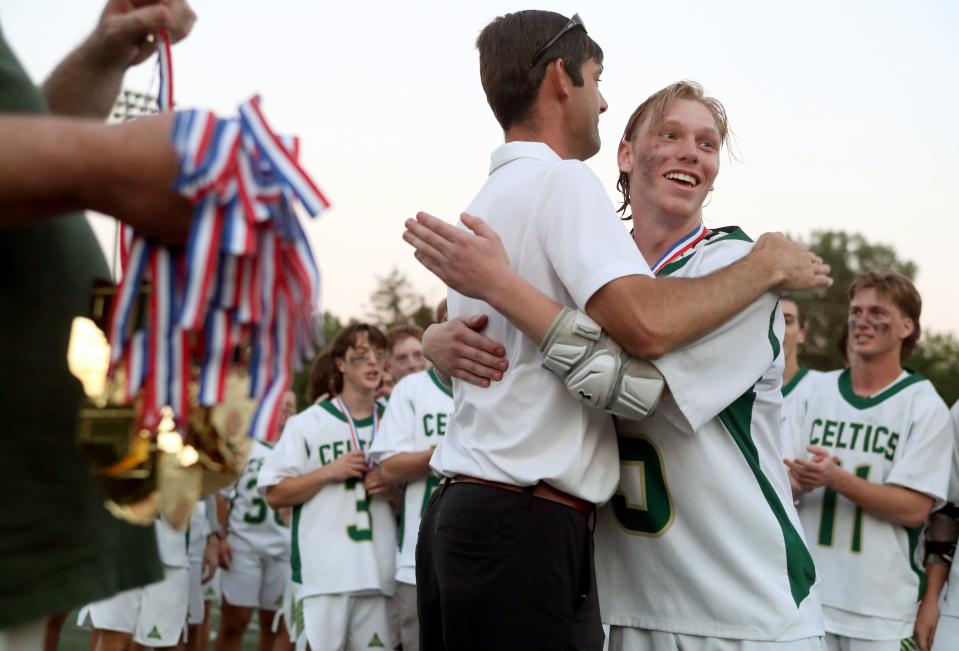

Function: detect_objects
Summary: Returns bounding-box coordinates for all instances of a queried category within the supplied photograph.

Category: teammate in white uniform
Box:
[785,272,953,651]
[916,401,959,651]
[781,296,823,456]
[259,324,397,651]
[186,498,219,651]
[78,516,190,650]
[369,361,454,651]
[216,390,295,651]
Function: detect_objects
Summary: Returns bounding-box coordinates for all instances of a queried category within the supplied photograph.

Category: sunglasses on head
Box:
[529,13,587,69]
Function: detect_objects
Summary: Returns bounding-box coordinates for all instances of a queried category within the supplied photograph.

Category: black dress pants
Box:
[415,481,603,651]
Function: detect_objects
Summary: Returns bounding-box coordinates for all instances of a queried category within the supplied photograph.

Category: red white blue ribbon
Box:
[650,222,710,275]
[334,395,379,465]
[157,31,174,111]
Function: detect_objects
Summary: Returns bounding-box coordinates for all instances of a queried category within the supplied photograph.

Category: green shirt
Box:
[0,24,161,626]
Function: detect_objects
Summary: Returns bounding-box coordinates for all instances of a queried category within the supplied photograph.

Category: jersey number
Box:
[818,463,871,553]
[345,478,373,542]
[611,436,673,537]
[242,478,285,527]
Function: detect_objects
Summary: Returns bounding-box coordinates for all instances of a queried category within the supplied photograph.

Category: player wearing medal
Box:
[784,271,953,651]
[369,303,454,651]
[920,401,959,651]
[78,516,190,651]
[215,391,296,651]
[259,324,397,651]
[781,297,823,456]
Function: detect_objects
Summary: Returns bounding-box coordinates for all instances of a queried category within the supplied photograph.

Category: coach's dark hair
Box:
[329,323,388,396]
[477,10,603,131]
[848,270,922,362]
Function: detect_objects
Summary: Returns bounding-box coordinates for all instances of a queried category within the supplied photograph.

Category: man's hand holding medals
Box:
[68,25,330,530]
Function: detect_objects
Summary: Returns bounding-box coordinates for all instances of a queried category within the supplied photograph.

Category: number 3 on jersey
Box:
[611,436,674,537]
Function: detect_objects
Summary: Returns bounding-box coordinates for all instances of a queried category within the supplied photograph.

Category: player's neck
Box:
[339,383,376,420]
[631,208,703,268]
[849,352,903,397]
[783,354,801,387]
[505,118,582,161]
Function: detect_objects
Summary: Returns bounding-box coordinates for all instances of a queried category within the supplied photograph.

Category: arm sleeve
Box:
[369,379,418,463]
[537,162,651,310]
[886,394,955,508]
[648,241,781,432]
[257,416,308,492]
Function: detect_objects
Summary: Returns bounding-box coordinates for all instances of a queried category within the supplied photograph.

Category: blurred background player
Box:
[370,300,453,651]
[917,401,959,651]
[215,391,297,651]
[259,325,397,651]
[785,271,953,651]
[306,346,335,405]
[385,326,428,385]
[77,516,190,651]
[187,498,220,651]
[781,295,824,455]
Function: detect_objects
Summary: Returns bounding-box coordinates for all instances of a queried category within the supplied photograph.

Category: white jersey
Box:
[595,227,823,641]
[435,141,652,505]
[156,516,189,569]
[368,369,453,585]
[258,399,395,600]
[782,367,824,458]
[789,369,953,639]
[934,401,959,618]
[228,439,290,559]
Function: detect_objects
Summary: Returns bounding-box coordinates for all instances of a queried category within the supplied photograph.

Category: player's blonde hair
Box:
[616,81,730,217]
[848,270,922,361]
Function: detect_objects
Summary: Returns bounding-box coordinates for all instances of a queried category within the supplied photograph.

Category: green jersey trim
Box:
[837,368,927,409]
[428,368,453,398]
[768,301,781,360]
[782,367,810,398]
[291,504,303,584]
[907,525,927,600]
[719,389,817,607]
[655,226,752,278]
[317,399,385,426]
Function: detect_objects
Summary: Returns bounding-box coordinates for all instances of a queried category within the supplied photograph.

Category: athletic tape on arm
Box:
[925,504,959,567]
[539,307,665,421]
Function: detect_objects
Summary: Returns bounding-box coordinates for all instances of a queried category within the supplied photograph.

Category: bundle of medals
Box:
[67,32,328,529]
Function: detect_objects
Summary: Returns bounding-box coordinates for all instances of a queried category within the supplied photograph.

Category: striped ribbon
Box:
[104,30,326,437]
[650,222,710,275]
[334,395,378,466]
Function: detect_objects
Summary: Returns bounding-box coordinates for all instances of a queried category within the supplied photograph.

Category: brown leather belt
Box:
[451,474,593,518]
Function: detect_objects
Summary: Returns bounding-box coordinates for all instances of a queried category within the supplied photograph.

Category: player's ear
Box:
[899,317,915,342]
[618,139,633,175]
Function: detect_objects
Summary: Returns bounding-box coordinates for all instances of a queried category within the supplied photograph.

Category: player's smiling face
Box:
[337,333,385,394]
[619,99,720,222]
[847,288,914,361]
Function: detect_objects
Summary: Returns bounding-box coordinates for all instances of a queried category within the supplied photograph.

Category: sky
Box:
[2,0,957,335]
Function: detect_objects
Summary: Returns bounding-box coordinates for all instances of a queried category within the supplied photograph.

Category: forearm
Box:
[483,274,563,343]
[216,495,228,536]
[922,563,949,606]
[380,450,434,483]
[42,42,125,119]
[265,469,333,509]
[829,472,933,528]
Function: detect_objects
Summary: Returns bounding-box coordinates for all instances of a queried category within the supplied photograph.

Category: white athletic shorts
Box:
[825,634,916,651]
[609,628,827,651]
[301,594,392,651]
[77,566,189,647]
[221,550,287,611]
[203,570,221,603]
[931,614,959,651]
[273,582,307,651]
[188,557,219,624]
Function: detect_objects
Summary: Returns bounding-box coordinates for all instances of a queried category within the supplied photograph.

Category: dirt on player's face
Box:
[847,288,914,362]
[618,99,720,224]
[337,332,386,394]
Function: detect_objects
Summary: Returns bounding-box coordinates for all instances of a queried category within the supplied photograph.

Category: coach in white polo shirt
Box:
[409,10,831,651]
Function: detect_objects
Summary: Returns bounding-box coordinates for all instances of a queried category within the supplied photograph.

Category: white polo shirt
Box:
[431,141,651,504]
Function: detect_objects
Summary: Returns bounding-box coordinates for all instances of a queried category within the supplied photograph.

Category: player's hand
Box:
[363,468,391,496]
[751,232,832,291]
[217,536,233,570]
[784,447,839,491]
[202,535,219,581]
[915,596,939,651]
[403,212,512,301]
[81,0,197,72]
[423,318,508,388]
[323,450,368,483]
